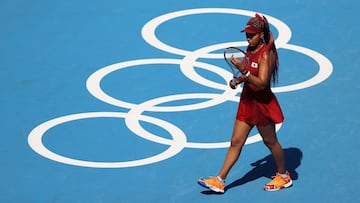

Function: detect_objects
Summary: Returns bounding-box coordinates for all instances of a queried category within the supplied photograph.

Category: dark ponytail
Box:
[260,14,279,85]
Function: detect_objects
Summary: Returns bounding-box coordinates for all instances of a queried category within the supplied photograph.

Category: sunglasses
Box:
[246,33,258,39]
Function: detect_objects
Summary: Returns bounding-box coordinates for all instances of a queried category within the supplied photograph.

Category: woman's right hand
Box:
[229,76,246,89]
[229,79,237,89]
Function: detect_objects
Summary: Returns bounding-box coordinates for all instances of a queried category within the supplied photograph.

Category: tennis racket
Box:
[223,47,250,87]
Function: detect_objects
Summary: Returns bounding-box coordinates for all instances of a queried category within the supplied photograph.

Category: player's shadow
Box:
[201,147,302,194]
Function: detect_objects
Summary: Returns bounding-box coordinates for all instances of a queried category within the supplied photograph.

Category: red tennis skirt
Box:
[236,86,284,126]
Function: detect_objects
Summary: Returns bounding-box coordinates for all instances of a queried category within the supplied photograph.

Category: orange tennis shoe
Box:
[197,176,225,193]
[264,171,292,191]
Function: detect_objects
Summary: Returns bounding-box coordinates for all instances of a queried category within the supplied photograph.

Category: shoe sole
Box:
[197,180,224,193]
[264,179,293,191]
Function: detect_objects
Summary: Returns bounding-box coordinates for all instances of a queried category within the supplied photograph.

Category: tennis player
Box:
[198,14,292,193]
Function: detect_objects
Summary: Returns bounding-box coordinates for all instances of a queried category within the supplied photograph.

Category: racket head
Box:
[224,47,250,88]
[223,47,249,76]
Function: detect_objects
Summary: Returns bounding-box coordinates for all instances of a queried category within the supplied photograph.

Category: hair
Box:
[248,14,279,85]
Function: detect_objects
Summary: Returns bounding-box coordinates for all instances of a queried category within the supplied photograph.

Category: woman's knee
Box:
[257,123,278,147]
[262,136,278,148]
[230,121,252,147]
[230,136,246,147]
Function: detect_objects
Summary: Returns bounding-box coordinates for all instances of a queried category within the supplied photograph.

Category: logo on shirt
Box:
[251,62,258,68]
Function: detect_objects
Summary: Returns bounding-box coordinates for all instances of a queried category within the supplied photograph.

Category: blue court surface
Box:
[1,0,359,202]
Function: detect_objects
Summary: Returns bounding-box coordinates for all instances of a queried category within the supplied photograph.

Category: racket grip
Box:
[232,77,237,86]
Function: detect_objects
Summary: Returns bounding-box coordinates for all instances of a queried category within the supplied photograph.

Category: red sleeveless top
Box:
[236,35,284,126]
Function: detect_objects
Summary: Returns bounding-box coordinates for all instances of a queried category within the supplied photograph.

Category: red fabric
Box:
[236,34,284,126]
[236,88,284,126]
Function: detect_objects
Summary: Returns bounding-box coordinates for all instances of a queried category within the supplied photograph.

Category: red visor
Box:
[241,24,262,34]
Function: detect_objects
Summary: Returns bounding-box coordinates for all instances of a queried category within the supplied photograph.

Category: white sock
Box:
[217,176,225,183]
[279,172,288,178]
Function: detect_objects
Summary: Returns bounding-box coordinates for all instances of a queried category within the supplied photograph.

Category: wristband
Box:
[245,71,250,78]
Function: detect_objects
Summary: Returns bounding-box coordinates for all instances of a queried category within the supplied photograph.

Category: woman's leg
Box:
[197,120,252,193]
[257,122,293,191]
[256,122,285,174]
[218,120,253,179]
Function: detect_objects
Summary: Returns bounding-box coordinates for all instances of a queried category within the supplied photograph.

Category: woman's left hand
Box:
[230,55,244,72]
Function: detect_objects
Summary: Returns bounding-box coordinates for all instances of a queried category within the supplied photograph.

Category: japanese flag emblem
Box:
[251,62,258,68]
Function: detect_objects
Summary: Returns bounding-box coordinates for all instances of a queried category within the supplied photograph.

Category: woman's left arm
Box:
[246,50,274,90]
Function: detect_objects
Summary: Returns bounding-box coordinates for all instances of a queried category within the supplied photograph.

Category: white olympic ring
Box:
[28,8,333,168]
[28,112,187,168]
[180,41,333,98]
[141,8,292,57]
[86,58,236,111]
